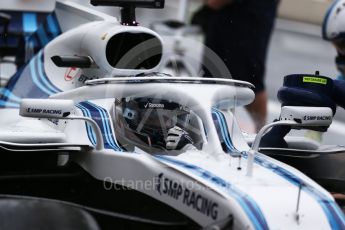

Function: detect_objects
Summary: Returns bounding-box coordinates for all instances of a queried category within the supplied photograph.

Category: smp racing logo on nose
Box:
[155,173,219,220]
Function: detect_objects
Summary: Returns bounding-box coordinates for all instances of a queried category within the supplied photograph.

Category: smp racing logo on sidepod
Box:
[155,173,219,220]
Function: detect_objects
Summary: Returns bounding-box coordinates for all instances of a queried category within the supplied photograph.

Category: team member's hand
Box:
[166,126,195,150]
[336,54,345,79]
[207,0,234,10]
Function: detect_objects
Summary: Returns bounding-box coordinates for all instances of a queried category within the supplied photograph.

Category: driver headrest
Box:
[278,74,337,115]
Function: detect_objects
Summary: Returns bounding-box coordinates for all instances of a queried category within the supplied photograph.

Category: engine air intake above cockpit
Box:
[106,32,162,70]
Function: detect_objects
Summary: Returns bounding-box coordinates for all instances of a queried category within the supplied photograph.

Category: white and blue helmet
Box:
[323,0,345,41]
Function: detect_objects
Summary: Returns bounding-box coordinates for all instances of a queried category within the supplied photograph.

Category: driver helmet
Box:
[323,0,345,79]
[115,97,189,149]
[323,0,345,44]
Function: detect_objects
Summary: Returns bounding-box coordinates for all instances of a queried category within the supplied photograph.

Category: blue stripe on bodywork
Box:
[1,52,56,105]
[23,13,38,33]
[0,88,22,103]
[36,25,49,46]
[82,102,120,151]
[36,50,61,93]
[78,102,122,151]
[155,155,269,230]
[29,55,53,96]
[81,102,114,148]
[253,154,345,230]
[83,101,123,150]
[47,14,60,38]
[212,108,236,152]
[0,50,62,107]
[76,104,97,146]
[212,108,345,229]
[0,100,20,108]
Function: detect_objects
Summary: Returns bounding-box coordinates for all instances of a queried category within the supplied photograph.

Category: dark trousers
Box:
[193,0,279,93]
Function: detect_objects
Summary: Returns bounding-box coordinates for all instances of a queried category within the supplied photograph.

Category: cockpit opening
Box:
[112,97,205,155]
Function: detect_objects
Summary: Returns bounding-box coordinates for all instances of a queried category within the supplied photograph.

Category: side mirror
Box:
[280,106,333,127]
[19,99,104,150]
[20,99,74,119]
[247,106,333,177]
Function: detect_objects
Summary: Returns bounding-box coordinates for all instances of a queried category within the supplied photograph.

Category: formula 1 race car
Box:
[0,0,345,229]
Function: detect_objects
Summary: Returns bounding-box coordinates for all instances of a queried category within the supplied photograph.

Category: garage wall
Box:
[0,0,333,26]
[186,0,333,25]
[0,0,55,12]
[278,0,333,25]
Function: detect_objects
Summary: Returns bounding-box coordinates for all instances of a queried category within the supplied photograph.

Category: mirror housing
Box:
[247,106,333,177]
[19,99,104,150]
[280,106,333,127]
[20,99,74,119]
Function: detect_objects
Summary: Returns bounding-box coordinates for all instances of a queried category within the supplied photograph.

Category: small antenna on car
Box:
[295,182,304,224]
[237,155,242,171]
[91,0,165,26]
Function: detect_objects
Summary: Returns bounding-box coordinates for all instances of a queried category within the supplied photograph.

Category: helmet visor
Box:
[137,108,178,131]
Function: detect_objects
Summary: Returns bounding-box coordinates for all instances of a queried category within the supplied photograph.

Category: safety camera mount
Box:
[91,0,165,26]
